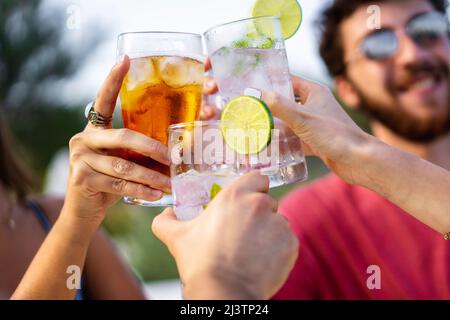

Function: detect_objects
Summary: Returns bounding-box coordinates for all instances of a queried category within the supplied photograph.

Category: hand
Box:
[263,75,372,184]
[200,58,220,120]
[63,55,171,229]
[152,172,299,300]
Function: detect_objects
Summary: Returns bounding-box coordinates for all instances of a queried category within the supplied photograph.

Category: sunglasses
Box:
[359,11,449,61]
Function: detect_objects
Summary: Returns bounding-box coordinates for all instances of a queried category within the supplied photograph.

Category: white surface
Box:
[144,279,183,300]
[44,148,70,196]
[42,0,331,106]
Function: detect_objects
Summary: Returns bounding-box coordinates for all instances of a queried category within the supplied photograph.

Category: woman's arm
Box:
[36,197,145,299]
[263,75,450,237]
[11,210,96,299]
[11,56,168,299]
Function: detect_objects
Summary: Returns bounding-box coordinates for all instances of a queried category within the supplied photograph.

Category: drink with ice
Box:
[205,17,307,187]
[172,169,239,221]
[169,120,245,221]
[117,32,204,206]
[120,55,203,176]
[211,47,293,104]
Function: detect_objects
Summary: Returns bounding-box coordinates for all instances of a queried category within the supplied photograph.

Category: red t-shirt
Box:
[274,174,450,300]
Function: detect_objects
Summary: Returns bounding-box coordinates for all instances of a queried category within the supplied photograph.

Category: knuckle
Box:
[69,133,84,150]
[135,183,147,198]
[249,194,271,213]
[71,165,90,187]
[70,150,83,163]
[142,169,158,183]
[111,178,127,193]
[144,171,167,188]
[112,158,134,175]
[225,185,241,201]
[148,138,164,155]
[116,128,132,143]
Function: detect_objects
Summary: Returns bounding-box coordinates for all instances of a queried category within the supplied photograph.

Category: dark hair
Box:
[0,112,36,200]
[319,0,448,77]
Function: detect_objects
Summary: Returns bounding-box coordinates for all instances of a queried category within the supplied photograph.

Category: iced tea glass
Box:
[117,32,204,206]
[204,17,307,187]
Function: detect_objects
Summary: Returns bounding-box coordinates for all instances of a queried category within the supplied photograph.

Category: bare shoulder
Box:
[33,195,65,224]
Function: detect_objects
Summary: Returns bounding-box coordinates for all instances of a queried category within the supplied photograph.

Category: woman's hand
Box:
[152,172,299,300]
[63,56,171,229]
[263,76,373,184]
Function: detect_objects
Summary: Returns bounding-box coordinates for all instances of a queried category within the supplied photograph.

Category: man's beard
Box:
[353,84,450,143]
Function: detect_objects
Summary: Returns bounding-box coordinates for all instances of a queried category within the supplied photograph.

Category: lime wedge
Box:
[203,183,223,209]
[210,183,222,200]
[252,0,302,40]
[221,96,274,155]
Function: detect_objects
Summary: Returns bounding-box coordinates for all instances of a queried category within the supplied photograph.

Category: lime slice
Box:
[210,183,222,200]
[252,0,302,40]
[221,96,274,155]
[203,183,223,209]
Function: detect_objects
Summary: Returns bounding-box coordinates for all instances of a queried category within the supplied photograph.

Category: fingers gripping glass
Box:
[358,12,448,61]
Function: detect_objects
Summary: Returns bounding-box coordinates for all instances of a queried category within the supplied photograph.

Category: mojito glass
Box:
[204,16,307,187]
[169,120,302,221]
[117,32,204,206]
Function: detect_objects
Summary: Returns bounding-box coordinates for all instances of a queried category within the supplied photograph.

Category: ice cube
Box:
[174,205,203,221]
[158,56,203,88]
[172,170,212,207]
[126,57,159,90]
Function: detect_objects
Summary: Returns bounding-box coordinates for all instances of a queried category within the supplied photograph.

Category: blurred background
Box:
[0,0,370,298]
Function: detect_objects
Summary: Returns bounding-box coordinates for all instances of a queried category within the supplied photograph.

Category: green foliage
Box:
[4,106,85,178]
[103,204,179,281]
[0,0,100,182]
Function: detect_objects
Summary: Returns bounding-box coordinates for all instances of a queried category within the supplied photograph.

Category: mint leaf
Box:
[232,39,251,48]
[259,38,275,49]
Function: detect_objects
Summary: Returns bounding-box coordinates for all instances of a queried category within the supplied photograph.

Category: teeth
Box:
[409,77,435,91]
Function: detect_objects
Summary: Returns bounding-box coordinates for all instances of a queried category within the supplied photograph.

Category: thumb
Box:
[151,207,182,246]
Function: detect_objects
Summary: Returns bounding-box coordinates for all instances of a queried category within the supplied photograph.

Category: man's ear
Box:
[335,75,360,110]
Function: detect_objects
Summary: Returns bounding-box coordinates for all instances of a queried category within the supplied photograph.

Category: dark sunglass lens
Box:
[408,12,448,43]
[362,30,398,60]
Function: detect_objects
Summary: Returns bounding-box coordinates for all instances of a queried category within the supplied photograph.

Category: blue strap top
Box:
[27,200,86,300]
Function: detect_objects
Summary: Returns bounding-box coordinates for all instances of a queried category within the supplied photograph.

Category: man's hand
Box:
[152,172,299,300]
[263,75,372,184]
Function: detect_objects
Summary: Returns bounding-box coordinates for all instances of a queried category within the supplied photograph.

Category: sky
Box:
[42,0,331,106]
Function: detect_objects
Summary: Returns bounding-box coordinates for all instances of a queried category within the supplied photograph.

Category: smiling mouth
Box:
[398,71,444,95]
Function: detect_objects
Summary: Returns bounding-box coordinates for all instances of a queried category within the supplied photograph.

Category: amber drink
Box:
[117,32,204,206]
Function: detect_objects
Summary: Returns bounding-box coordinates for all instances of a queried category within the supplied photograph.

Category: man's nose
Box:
[395,33,432,67]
